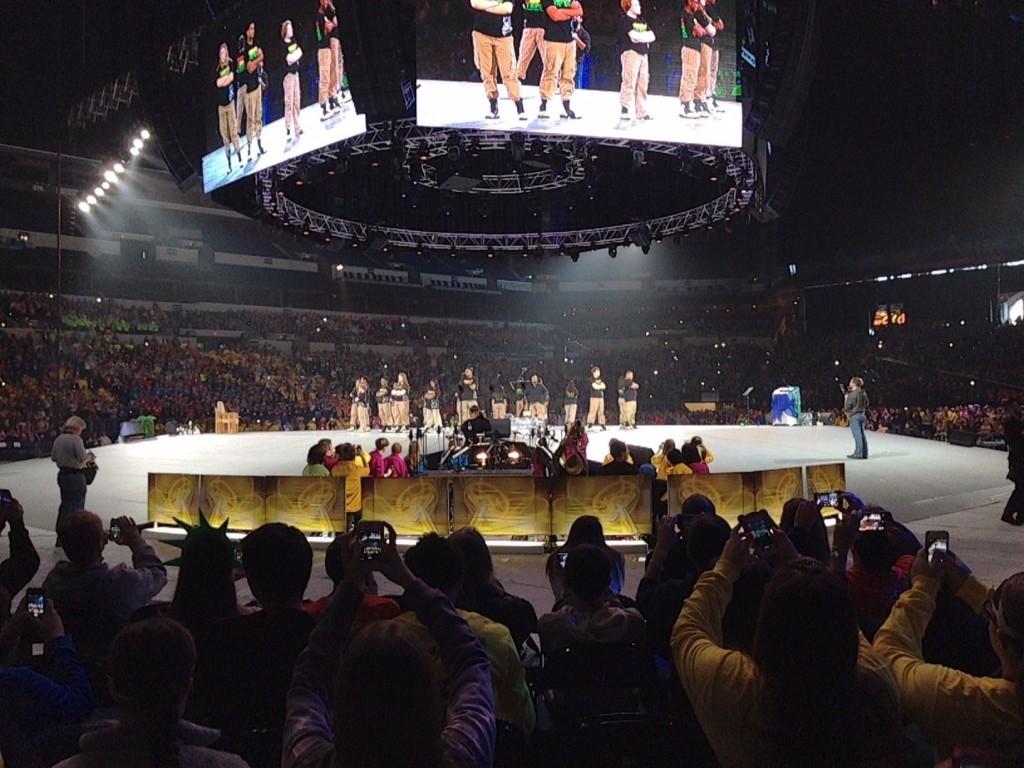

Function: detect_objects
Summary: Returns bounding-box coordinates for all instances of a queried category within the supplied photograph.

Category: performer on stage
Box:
[458,367,480,424]
[1002,402,1023,525]
[233,36,249,141]
[391,372,411,431]
[844,376,869,459]
[572,12,592,88]
[587,366,607,430]
[526,373,549,420]
[618,0,655,121]
[696,0,725,112]
[281,20,304,144]
[619,369,640,428]
[564,379,579,425]
[422,379,443,430]
[517,0,547,83]
[214,43,243,171]
[470,0,527,120]
[316,0,343,120]
[241,22,266,159]
[538,0,583,119]
[329,0,352,105]
[491,382,508,419]
[513,379,527,417]
[350,377,370,431]
[678,0,706,120]
[376,376,394,432]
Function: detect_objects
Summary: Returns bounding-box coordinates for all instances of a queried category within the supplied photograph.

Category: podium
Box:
[772,387,801,426]
[214,401,240,434]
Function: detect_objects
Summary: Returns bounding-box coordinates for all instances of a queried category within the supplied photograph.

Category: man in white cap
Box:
[51,416,95,530]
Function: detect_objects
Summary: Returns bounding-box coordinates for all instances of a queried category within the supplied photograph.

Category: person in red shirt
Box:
[384,442,410,478]
[304,537,401,634]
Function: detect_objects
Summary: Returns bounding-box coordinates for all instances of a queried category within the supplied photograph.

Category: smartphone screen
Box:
[357,522,385,561]
[26,588,45,618]
[859,513,886,532]
[814,491,839,510]
[925,531,949,564]
[557,551,569,568]
[0,489,12,506]
[109,522,121,542]
[741,512,774,551]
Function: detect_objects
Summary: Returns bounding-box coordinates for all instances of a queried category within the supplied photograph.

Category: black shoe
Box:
[562,100,579,119]
[257,140,266,155]
[321,104,330,121]
[620,105,629,119]
[538,100,549,118]
[1002,513,1024,526]
[515,99,527,120]
[487,98,499,119]
[600,425,607,431]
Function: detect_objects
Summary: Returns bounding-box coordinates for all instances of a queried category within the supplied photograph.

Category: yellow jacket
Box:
[330,457,370,512]
[671,558,899,768]
[874,574,1023,763]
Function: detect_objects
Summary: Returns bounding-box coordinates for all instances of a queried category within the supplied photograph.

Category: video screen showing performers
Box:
[199,0,367,194]
[415,0,741,145]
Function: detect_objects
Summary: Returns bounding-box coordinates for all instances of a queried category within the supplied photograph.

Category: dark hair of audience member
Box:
[564,544,612,603]
[168,529,238,637]
[449,526,501,611]
[680,442,702,465]
[58,511,106,566]
[665,448,685,466]
[337,443,357,461]
[107,618,196,768]
[306,443,327,466]
[778,498,804,532]
[374,437,389,451]
[686,515,731,573]
[241,523,313,607]
[608,439,628,460]
[404,533,465,596]
[680,493,715,518]
[562,515,609,551]
[752,558,871,767]
[852,531,899,573]
[333,621,443,768]
[324,535,377,594]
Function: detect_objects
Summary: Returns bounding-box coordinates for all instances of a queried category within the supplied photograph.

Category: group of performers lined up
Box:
[468,0,726,121]
[211,0,352,172]
[345,366,643,432]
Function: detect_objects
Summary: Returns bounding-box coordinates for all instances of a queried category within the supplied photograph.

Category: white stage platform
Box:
[416,79,742,146]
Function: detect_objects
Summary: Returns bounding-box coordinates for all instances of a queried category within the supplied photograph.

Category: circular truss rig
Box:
[258,118,756,254]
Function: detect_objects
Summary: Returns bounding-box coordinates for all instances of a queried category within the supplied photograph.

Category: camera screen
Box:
[359,526,384,560]
[927,536,948,564]
[859,514,885,532]
[744,515,772,550]
[27,591,45,618]
[814,491,839,509]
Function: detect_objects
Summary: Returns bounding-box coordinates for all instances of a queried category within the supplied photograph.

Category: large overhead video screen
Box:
[416,0,740,145]
[200,0,367,193]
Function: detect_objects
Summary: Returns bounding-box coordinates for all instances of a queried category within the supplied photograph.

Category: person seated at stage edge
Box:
[302,443,331,477]
[598,439,639,475]
[539,543,645,657]
[43,512,167,665]
[461,404,492,443]
[303,535,402,629]
[397,533,536,735]
[282,525,496,768]
[193,523,315,764]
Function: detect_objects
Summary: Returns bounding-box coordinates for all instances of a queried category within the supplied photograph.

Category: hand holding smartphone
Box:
[739,510,775,552]
[26,588,45,618]
[356,521,385,561]
[925,530,949,565]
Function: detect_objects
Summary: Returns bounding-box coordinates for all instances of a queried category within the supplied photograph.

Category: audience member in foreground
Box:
[874,549,1024,764]
[597,439,638,476]
[1003,402,1023,525]
[282,524,496,768]
[546,515,626,602]
[44,512,167,662]
[166,515,241,640]
[400,533,536,734]
[672,526,902,767]
[301,444,331,477]
[303,535,401,628]
[0,497,41,620]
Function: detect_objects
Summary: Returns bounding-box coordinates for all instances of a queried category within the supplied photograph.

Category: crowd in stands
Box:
[2,488,1023,767]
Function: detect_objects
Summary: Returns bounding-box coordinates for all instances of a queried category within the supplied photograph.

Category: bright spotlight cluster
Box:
[76,129,150,214]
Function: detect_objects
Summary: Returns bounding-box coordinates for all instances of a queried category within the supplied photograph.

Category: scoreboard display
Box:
[872,304,908,328]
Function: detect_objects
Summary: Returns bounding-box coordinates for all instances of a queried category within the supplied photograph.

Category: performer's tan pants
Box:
[378,403,393,428]
[621,401,637,427]
[564,404,577,426]
[218,105,240,157]
[492,403,507,419]
[708,47,720,98]
[473,31,520,102]
[515,400,525,417]
[235,83,247,138]
[619,51,649,117]
[679,46,700,102]
[349,401,358,427]
[331,37,344,93]
[423,408,443,430]
[283,72,301,134]
[529,402,548,420]
[696,43,713,99]
[392,400,410,427]
[356,404,370,430]
[587,397,605,426]
[245,85,263,142]
[458,400,478,424]
[540,41,576,102]
[318,48,337,105]
[517,27,546,81]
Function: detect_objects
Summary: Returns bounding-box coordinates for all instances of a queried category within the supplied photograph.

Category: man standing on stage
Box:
[844,377,869,459]
[470,0,527,120]
[233,36,249,141]
[513,379,527,417]
[619,370,640,428]
[241,22,266,159]
[281,20,304,144]
[376,377,393,432]
[423,380,443,430]
[618,0,655,121]
[518,0,547,83]
[316,0,343,120]
[526,374,549,421]
[1001,403,1023,525]
[329,1,352,105]
[678,0,706,120]
[350,377,370,431]
[214,43,242,171]
[491,382,508,419]
[458,367,480,424]
[587,366,607,430]
[696,0,725,112]
[538,0,583,119]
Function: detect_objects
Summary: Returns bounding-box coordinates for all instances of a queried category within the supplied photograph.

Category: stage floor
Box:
[1,424,1018,607]
[416,80,743,146]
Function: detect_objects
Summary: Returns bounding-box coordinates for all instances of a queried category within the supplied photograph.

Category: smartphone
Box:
[557,551,569,568]
[859,511,891,532]
[739,510,774,551]
[925,530,949,564]
[676,512,704,531]
[814,491,839,510]
[109,521,122,543]
[357,521,385,561]
[0,489,12,507]
[26,588,45,618]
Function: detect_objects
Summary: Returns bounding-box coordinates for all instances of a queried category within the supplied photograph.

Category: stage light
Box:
[94,186,105,197]
[17,232,29,243]
[140,129,151,140]
[508,449,521,461]
[113,162,125,174]
[570,252,579,263]
[609,246,617,258]
[103,170,117,183]
[77,201,90,213]
[86,194,97,205]
[475,450,488,463]
[130,146,140,156]
[132,138,144,150]
[101,181,110,190]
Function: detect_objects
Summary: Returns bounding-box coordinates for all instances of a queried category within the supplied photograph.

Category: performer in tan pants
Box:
[471,0,526,119]
[564,380,579,426]
[586,366,607,429]
[526,374,549,421]
[422,380,443,430]
[457,367,480,424]
[391,373,411,430]
[376,378,393,431]
[517,0,547,81]
[537,0,582,119]
[697,0,725,110]
[617,0,655,120]
[491,385,508,419]
[240,22,266,157]
[619,369,639,428]
[214,44,242,171]
[678,0,706,119]
[280,21,304,141]
[316,0,342,118]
